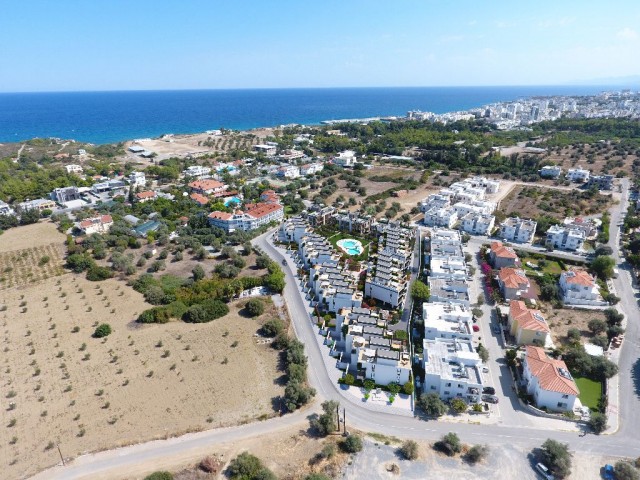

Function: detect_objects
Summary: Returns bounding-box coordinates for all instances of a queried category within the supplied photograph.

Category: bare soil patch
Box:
[0,274,283,479]
[543,307,609,347]
[499,184,612,221]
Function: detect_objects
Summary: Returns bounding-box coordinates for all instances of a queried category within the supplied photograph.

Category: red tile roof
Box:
[208,211,233,220]
[510,300,549,333]
[244,202,283,219]
[490,241,518,259]
[135,191,156,200]
[499,268,529,289]
[190,193,209,205]
[562,269,595,287]
[79,215,113,229]
[525,346,579,395]
[189,179,225,191]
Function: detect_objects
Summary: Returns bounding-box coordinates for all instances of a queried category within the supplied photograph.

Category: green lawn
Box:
[574,376,602,411]
[521,256,564,275]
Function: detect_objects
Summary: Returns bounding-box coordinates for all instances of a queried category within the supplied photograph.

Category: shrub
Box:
[402,381,414,395]
[305,475,331,480]
[143,473,173,480]
[310,400,339,436]
[183,299,229,323]
[245,298,265,317]
[434,432,462,456]
[450,398,467,414]
[283,380,316,412]
[418,393,447,417]
[227,452,276,480]
[137,307,171,324]
[614,462,640,480]
[93,323,112,338]
[540,438,572,478]
[342,373,355,385]
[86,265,113,281]
[465,444,489,464]
[399,440,419,460]
[588,412,608,434]
[261,318,284,337]
[341,434,363,453]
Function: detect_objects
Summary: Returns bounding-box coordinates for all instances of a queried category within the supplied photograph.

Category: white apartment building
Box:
[566,166,591,183]
[499,217,537,244]
[460,212,495,235]
[428,278,470,306]
[430,257,467,280]
[423,338,483,403]
[253,144,277,157]
[546,225,586,251]
[183,165,212,177]
[128,171,146,187]
[419,193,450,213]
[65,164,83,174]
[333,150,357,167]
[423,302,473,340]
[279,217,313,244]
[452,200,496,216]
[300,162,324,176]
[559,269,607,306]
[276,165,300,179]
[424,207,458,228]
[207,202,283,232]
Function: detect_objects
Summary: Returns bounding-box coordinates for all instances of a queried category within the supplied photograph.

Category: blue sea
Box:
[0,86,615,145]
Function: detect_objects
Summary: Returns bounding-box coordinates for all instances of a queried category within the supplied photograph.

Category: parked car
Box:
[481,394,499,404]
[535,463,555,480]
[492,325,501,334]
[482,366,489,373]
[472,324,480,332]
[483,386,496,395]
[603,464,614,480]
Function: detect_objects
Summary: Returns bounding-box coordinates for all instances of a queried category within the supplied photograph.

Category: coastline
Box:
[0,85,618,145]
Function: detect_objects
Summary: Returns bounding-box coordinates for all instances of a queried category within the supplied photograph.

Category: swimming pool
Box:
[224,196,241,206]
[336,238,364,256]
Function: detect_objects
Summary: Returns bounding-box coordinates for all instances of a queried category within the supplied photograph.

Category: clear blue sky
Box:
[1,0,639,92]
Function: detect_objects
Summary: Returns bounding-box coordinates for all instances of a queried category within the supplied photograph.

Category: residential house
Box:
[52,186,81,203]
[135,191,157,203]
[190,193,209,206]
[333,150,356,167]
[566,167,590,183]
[499,217,537,244]
[522,346,579,412]
[488,241,519,269]
[306,206,335,228]
[559,269,607,306]
[65,164,83,174]
[508,300,550,346]
[539,165,562,179]
[279,217,312,243]
[586,174,614,191]
[424,206,458,228]
[546,225,586,251]
[562,217,600,238]
[253,144,277,157]
[129,171,146,187]
[422,338,483,403]
[18,198,56,212]
[259,190,280,204]
[0,200,15,216]
[497,268,530,301]
[78,215,114,235]
[189,179,227,196]
[300,162,324,176]
[183,165,212,177]
[276,165,300,179]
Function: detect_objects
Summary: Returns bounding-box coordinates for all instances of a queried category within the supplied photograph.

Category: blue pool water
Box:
[224,196,241,206]
[337,238,364,256]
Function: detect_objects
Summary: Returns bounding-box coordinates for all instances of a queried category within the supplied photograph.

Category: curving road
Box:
[34,187,640,478]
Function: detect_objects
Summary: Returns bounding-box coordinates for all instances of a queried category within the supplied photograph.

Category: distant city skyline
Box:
[0,0,639,93]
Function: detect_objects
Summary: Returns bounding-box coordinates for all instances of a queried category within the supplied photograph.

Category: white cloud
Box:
[617,27,638,40]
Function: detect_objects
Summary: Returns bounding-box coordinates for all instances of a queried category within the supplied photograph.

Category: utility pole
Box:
[343,408,347,435]
[336,404,341,432]
[57,444,65,466]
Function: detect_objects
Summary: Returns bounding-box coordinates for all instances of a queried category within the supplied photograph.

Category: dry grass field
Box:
[544,307,609,346]
[0,273,284,479]
[544,144,638,178]
[0,223,66,290]
[499,184,613,220]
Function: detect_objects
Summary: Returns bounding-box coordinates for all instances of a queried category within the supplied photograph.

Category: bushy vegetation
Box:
[278,338,315,412]
[399,440,419,460]
[311,400,339,436]
[341,434,363,453]
[227,452,276,480]
[417,393,447,417]
[539,439,572,479]
[433,432,462,456]
[93,323,112,338]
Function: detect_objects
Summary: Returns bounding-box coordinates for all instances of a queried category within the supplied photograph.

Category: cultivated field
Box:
[0,274,284,479]
[0,223,66,290]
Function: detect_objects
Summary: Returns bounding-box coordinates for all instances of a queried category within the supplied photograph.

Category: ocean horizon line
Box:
[0,83,625,96]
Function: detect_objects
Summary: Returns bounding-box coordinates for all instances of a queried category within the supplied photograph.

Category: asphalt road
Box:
[34,189,640,478]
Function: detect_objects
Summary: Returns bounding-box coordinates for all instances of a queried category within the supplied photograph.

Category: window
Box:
[446,383,451,387]
[444,391,450,395]
[458,384,463,388]
[430,386,436,390]
[562,394,568,399]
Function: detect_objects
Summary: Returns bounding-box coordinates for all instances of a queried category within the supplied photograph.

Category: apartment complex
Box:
[499,217,537,244]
